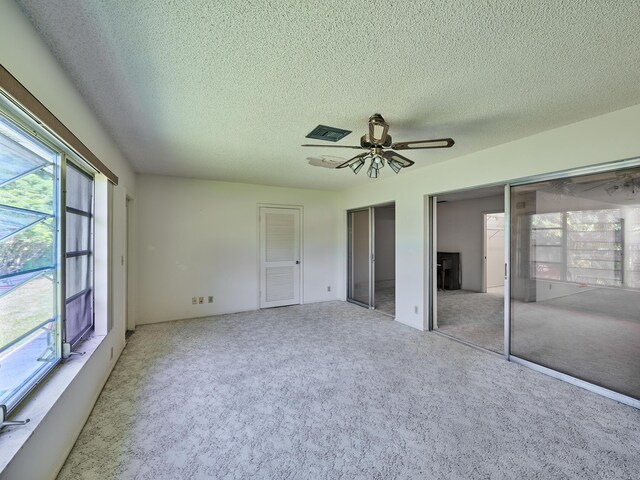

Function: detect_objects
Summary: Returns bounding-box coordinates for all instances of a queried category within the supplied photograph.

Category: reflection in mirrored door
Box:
[510,166,640,400]
[348,209,372,307]
[374,206,395,316]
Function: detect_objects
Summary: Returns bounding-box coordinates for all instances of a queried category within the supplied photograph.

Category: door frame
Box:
[428,196,437,330]
[125,194,136,331]
[258,204,303,308]
[428,185,510,358]
[503,185,511,360]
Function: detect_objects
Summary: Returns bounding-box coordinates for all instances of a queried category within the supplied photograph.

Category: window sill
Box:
[0,333,106,473]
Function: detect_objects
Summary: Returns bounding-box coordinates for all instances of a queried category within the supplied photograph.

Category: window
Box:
[0,69,115,418]
[0,106,97,416]
[567,209,624,286]
[0,113,61,412]
[530,209,625,286]
[530,212,563,280]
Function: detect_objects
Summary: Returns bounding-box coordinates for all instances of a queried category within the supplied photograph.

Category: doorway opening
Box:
[484,212,505,295]
[431,186,506,353]
[347,203,395,316]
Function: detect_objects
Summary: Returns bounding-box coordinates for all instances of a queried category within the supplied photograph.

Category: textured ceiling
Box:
[15,0,640,190]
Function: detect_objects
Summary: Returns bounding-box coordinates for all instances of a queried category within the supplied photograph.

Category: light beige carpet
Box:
[58,301,639,479]
[436,288,640,398]
[436,289,504,352]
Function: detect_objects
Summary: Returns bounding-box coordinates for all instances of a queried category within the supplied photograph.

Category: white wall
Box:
[341,103,640,330]
[0,1,135,478]
[437,195,504,291]
[135,175,342,324]
[375,206,395,282]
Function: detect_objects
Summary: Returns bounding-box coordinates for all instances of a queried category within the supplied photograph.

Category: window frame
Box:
[0,105,63,414]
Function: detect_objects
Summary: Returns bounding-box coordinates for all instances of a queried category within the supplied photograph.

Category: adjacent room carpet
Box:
[436,287,640,398]
[436,289,504,352]
[374,280,395,316]
[57,301,639,479]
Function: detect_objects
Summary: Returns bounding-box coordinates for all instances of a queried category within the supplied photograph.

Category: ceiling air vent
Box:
[305,124,351,142]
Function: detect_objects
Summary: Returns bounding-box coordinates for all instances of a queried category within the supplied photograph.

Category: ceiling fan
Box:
[582,171,640,196]
[302,114,454,178]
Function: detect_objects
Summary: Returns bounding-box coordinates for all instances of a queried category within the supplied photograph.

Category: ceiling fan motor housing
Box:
[360,134,392,148]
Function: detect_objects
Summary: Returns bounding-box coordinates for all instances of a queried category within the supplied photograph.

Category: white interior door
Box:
[260,207,301,308]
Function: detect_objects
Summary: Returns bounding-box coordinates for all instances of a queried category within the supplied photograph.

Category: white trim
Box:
[503,185,511,360]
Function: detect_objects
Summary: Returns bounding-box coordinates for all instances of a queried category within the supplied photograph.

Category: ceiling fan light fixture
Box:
[349,158,365,174]
[388,158,403,174]
[367,163,379,178]
[371,153,385,170]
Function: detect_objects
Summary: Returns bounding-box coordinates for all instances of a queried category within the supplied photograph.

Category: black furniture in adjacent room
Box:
[437,252,461,290]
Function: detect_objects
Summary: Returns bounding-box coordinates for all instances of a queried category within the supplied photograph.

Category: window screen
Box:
[65,162,94,347]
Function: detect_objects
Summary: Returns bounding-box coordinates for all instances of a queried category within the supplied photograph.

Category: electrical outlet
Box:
[192,297,197,304]
[327,286,331,292]
[414,306,418,314]
[198,297,204,304]
[208,296,213,303]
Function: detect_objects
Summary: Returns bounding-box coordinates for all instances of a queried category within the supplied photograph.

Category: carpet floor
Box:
[57,301,639,479]
[436,288,640,398]
[436,289,504,353]
[374,282,395,317]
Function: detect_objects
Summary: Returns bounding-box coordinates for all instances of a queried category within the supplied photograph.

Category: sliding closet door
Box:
[348,209,373,307]
[510,166,640,400]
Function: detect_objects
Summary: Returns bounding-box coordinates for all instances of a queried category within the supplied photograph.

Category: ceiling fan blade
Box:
[382,150,415,168]
[306,155,347,169]
[336,152,369,169]
[301,144,365,149]
[582,180,612,191]
[391,138,455,150]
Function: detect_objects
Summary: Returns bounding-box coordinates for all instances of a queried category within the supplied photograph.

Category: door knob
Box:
[296,260,300,264]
